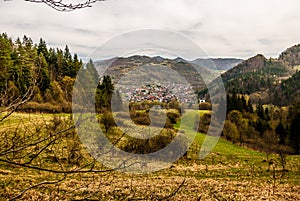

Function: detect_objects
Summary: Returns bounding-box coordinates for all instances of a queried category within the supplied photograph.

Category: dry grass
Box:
[1,165,299,200]
[0,113,299,200]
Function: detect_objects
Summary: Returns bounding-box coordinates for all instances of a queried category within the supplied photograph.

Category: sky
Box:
[1,0,300,60]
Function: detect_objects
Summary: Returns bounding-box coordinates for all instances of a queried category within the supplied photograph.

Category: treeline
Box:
[0,33,84,112]
[196,91,299,155]
[223,93,300,155]
[271,70,300,105]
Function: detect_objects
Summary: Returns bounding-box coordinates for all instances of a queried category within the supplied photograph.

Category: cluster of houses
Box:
[117,83,203,104]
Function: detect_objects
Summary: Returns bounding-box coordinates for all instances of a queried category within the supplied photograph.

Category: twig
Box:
[24,0,106,12]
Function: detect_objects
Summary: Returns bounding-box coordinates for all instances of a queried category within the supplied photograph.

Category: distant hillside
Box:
[220,54,295,96]
[94,56,217,90]
[95,55,243,89]
[279,44,300,67]
[271,70,300,105]
[205,44,300,105]
[191,58,243,71]
[94,43,300,106]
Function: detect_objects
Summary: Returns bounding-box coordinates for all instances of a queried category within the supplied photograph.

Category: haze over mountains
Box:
[96,56,243,74]
[191,58,243,71]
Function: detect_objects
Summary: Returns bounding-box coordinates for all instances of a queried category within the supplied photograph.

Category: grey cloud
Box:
[1,0,300,59]
[258,38,272,45]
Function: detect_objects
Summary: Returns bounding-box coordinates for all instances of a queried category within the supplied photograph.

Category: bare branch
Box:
[24,0,106,12]
[0,85,35,123]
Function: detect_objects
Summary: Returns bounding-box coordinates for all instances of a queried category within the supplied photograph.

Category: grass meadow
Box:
[0,112,299,200]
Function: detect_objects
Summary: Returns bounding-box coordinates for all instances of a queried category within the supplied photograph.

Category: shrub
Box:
[167,111,180,124]
[199,102,212,110]
[100,112,116,133]
[195,113,211,134]
[132,115,151,126]
[121,129,176,154]
[18,101,62,113]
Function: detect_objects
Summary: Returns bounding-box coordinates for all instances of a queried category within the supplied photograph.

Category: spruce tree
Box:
[37,53,51,93]
[0,34,13,99]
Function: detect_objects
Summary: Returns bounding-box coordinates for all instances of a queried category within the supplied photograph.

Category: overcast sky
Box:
[1,0,300,60]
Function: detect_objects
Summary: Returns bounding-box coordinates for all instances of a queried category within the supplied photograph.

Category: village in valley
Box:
[116,82,204,104]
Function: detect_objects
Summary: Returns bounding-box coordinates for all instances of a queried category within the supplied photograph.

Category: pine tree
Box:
[0,33,13,99]
[11,38,33,95]
[111,89,122,111]
[37,38,49,61]
[95,75,114,111]
[62,45,73,77]
[48,48,58,81]
[56,48,64,80]
[72,54,82,78]
[85,59,99,83]
[276,121,287,145]
[288,105,300,154]
[256,100,265,119]
[37,53,51,93]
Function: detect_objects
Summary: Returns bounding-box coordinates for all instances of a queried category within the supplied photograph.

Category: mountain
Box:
[219,54,295,96]
[174,57,187,63]
[191,58,243,71]
[271,70,300,105]
[279,44,300,67]
[94,55,219,90]
[93,44,300,106]
[94,56,244,89]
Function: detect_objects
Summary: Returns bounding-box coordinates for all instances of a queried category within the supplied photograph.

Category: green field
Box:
[0,113,299,200]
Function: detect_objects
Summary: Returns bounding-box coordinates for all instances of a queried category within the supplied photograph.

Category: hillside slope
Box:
[191,58,243,71]
[221,54,294,95]
[94,56,216,90]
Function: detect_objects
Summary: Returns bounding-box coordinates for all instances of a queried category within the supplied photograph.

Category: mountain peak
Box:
[247,54,266,62]
[279,44,300,67]
[236,54,266,71]
[174,57,186,63]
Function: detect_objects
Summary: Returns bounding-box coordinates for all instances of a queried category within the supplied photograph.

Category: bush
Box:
[222,120,239,143]
[121,129,176,154]
[199,102,212,110]
[100,112,116,133]
[195,113,211,134]
[18,102,63,113]
[17,101,72,113]
[167,111,180,124]
[133,115,151,126]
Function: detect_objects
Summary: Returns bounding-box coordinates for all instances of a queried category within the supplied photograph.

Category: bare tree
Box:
[5,0,106,12]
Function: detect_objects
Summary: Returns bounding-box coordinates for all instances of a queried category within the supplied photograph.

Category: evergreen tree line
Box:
[271,70,300,105]
[223,59,290,95]
[0,33,115,113]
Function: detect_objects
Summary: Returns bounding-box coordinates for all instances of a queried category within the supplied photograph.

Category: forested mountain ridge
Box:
[221,54,295,95]
[279,44,300,67]
[214,44,300,106]
[271,70,300,105]
[269,44,300,105]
